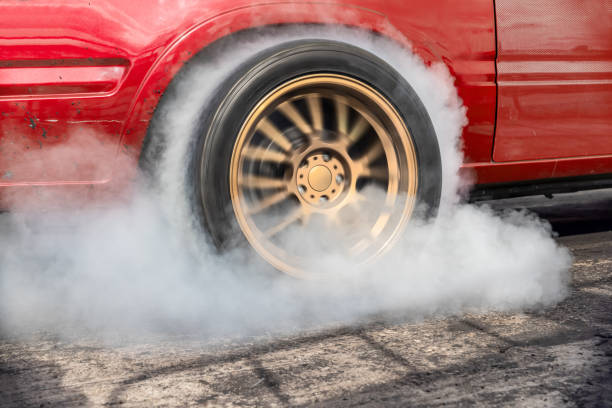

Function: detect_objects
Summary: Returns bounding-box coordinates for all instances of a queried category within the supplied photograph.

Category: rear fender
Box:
[119,3,443,162]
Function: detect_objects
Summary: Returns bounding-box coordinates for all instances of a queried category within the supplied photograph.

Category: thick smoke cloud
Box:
[0,27,571,339]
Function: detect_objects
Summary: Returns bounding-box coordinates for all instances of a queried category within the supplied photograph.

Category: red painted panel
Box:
[0,0,496,193]
[493,0,612,162]
[0,65,126,96]
[463,155,612,185]
[462,161,555,185]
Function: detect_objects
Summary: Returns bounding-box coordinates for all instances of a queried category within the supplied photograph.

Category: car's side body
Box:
[0,0,610,207]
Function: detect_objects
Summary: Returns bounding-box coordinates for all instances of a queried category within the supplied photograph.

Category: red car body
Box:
[0,0,610,207]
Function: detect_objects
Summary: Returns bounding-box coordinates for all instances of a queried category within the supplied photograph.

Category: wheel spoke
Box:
[265,208,305,237]
[352,191,367,205]
[334,97,349,135]
[242,146,290,164]
[329,193,365,228]
[344,192,366,216]
[240,175,287,190]
[247,190,291,214]
[358,142,384,166]
[325,210,341,227]
[346,116,370,145]
[278,101,312,135]
[257,118,293,152]
[371,211,391,238]
[306,94,323,131]
[350,238,371,256]
[361,165,388,181]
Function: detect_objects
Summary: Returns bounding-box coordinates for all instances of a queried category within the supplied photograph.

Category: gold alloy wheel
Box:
[229,74,418,277]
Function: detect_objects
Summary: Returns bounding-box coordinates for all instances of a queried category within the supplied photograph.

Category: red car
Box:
[1,1,610,276]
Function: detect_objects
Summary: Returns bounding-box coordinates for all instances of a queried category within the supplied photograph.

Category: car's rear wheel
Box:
[190,39,441,277]
[140,35,443,278]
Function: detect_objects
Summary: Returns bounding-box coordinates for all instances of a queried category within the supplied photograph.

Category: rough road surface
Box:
[1,190,611,407]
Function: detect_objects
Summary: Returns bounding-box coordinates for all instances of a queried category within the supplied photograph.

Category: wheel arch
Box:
[119,2,447,167]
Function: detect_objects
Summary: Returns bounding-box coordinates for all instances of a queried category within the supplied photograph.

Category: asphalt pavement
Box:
[1,189,611,407]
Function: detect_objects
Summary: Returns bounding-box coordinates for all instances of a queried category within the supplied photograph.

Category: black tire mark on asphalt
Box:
[249,357,291,406]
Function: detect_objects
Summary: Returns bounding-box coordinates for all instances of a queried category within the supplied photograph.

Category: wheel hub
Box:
[296,152,346,206]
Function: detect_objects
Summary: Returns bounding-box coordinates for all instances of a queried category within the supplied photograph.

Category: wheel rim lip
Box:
[228,73,418,278]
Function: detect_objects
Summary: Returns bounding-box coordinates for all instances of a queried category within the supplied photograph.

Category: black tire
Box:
[145,33,442,267]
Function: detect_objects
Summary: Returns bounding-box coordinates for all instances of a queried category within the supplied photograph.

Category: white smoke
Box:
[0,27,571,339]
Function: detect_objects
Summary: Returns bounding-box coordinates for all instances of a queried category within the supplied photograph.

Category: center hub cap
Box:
[308,165,332,191]
[296,152,346,206]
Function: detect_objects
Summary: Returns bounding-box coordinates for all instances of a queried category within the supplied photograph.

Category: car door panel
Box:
[493,0,612,162]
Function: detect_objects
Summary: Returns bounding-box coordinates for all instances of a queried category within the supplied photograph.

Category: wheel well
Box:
[120,3,444,173]
[138,24,417,174]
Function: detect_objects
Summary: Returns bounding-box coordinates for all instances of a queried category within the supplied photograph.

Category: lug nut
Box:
[336,174,344,184]
[320,196,328,203]
[298,185,306,194]
[322,154,331,162]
